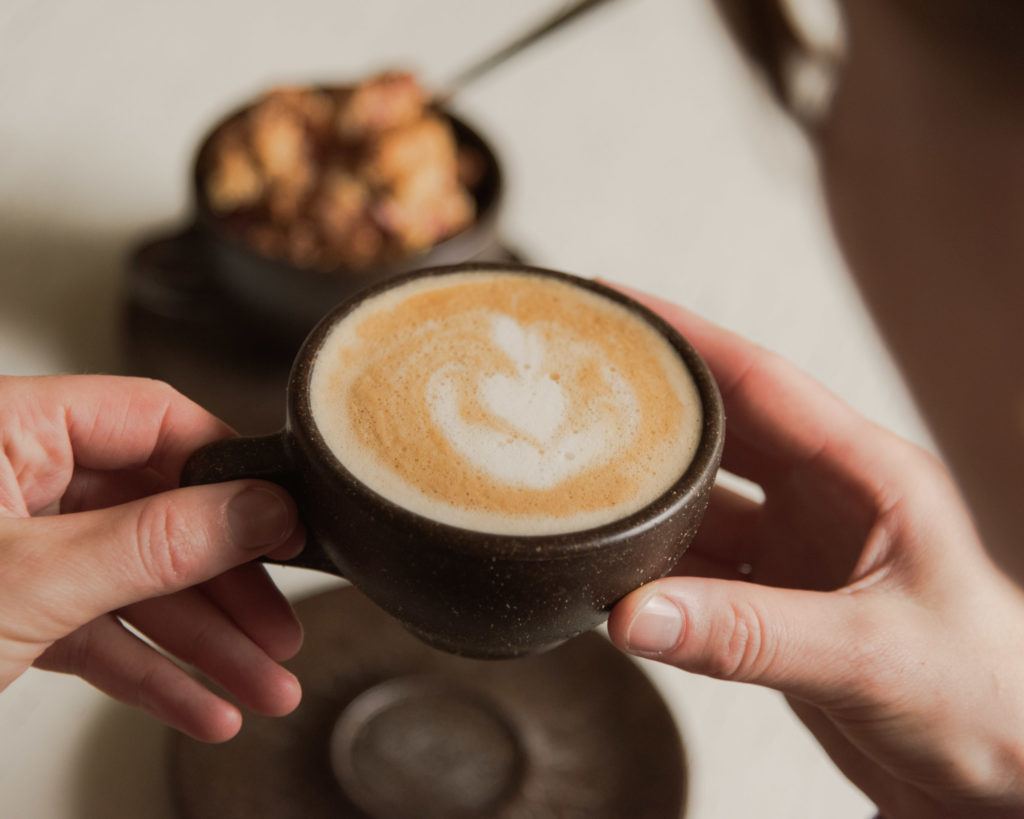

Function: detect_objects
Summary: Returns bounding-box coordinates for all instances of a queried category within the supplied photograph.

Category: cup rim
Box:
[288,262,725,558]
[189,86,504,281]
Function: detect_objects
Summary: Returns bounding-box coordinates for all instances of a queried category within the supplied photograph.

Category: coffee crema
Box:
[309,271,702,535]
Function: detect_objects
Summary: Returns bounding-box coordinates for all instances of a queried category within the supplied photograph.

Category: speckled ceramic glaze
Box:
[182,263,724,658]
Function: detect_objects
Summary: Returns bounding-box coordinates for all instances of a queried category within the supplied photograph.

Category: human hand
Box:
[0,376,306,742]
[606,288,1024,818]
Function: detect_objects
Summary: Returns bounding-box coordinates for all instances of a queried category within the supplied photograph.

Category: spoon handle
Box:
[438,0,621,102]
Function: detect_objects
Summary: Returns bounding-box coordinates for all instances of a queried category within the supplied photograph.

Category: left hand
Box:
[0,375,306,742]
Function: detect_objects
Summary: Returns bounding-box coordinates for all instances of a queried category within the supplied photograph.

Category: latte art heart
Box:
[427,314,641,490]
[480,314,567,443]
[310,271,702,536]
[478,369,567,444]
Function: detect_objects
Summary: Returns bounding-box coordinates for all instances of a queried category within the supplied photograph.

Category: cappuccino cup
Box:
[183,263,724,657]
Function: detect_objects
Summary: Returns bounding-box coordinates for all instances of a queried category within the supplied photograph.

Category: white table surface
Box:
[0,1,930,816]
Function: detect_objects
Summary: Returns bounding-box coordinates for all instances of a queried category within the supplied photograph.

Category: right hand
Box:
[606,287,1024,818]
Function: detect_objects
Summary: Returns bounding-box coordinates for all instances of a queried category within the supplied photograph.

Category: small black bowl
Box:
[130,86,505,347]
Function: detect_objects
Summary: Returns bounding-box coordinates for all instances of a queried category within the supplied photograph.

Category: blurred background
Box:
[0,0,947,816]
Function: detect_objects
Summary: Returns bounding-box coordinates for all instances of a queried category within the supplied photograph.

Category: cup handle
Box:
[181,433,342,575]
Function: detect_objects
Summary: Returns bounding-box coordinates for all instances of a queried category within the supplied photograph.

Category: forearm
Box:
[823,0,1024,579]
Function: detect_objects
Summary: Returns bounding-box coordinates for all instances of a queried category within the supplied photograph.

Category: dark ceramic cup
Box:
[132,89,504,346]
[182,263,724,658]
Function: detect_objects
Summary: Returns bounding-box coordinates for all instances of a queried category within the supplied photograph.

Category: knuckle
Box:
[41,625,96,679]
[150,379,192,414]
[134,496,208,591]
[935,733,1024,799]
[995,735,1024,795]
[837,603,909,706]
[133,376,178,400]
[147,377,176,394]
[845,600,887,648]
[887,439,952,497]
[66,627,96,679]
[904,450,948,494]
[699,599,772,682]
[133,663,165,711]
[182,619,218,667]
[132,378,186,422]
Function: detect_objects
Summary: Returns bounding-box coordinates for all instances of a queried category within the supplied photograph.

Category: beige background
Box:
[0,0,927,815]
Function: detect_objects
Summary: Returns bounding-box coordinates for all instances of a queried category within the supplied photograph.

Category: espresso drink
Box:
[309,271,702,536]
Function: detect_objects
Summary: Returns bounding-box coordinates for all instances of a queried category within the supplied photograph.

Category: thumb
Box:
[607,577,878,704]
[11,481,300,635]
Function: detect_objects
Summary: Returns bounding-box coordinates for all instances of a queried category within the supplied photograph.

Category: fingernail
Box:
[627,595,683,655]
[227,487,294,549]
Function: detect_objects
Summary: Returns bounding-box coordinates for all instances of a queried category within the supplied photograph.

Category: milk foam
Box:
[427,314,640,490]
[309,271,702,536]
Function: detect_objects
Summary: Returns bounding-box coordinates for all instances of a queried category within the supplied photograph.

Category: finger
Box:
[16,375,232,481]
[60,467,169,513]
[607,575,882,704]
[686,481,762,565]
[60,468,307,561]
[201,562,303,662]
[33,614,242,743]
[121,589,301,717]
[6,480,299,639]
[62,376,233,480]
[603,283,881,485]
[3,376,231,515]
